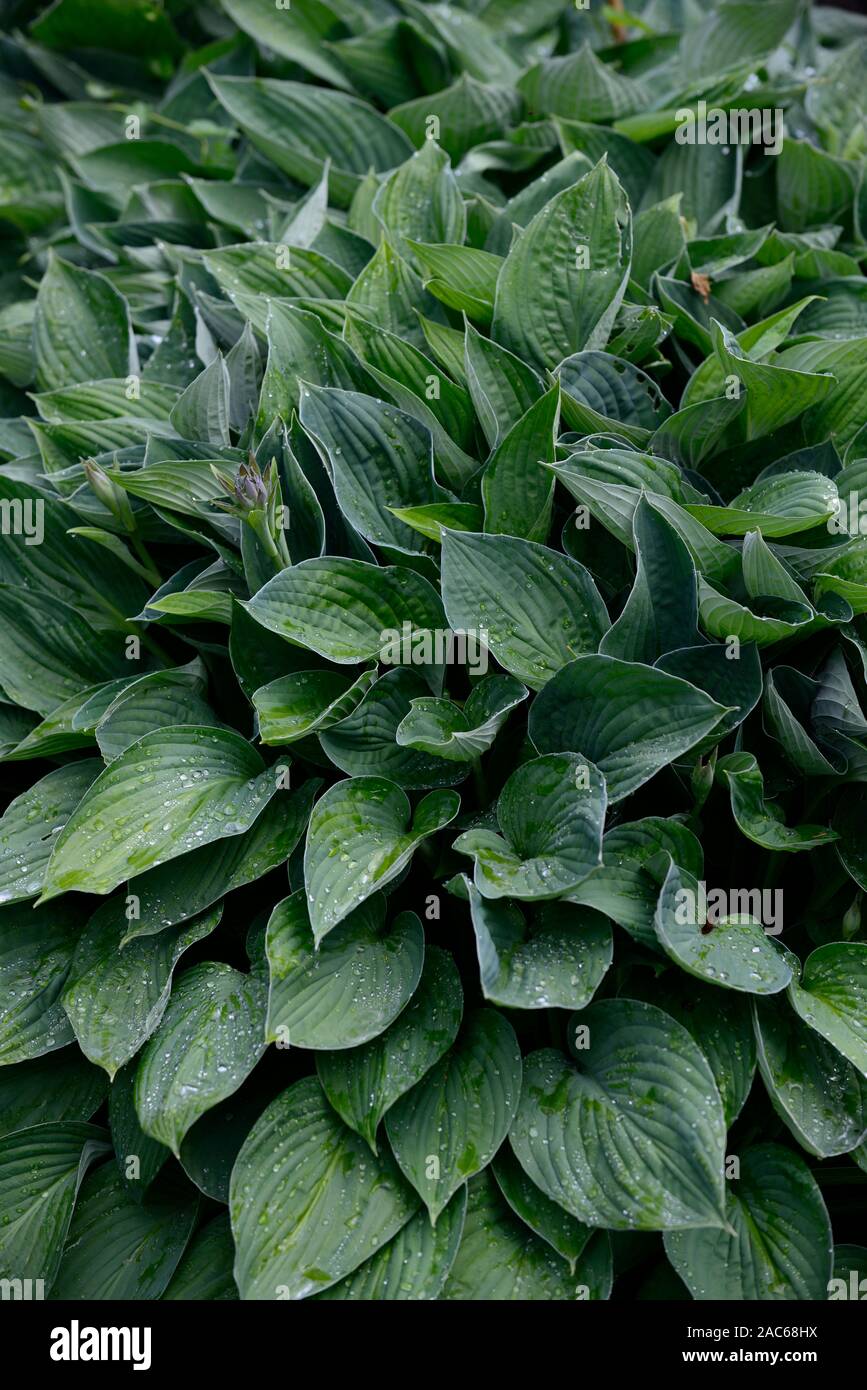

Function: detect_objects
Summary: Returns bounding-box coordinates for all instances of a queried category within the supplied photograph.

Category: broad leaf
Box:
[510,1000,728,1230]
[230,1077,418,1299]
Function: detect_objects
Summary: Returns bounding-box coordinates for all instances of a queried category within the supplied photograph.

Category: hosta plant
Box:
[1,0,867,1304]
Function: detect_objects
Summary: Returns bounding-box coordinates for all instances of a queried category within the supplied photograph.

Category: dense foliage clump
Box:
[1,0,867,1302]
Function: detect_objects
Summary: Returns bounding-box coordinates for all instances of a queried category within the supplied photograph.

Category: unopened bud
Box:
[83,459,135,532]
[842,896,861,940]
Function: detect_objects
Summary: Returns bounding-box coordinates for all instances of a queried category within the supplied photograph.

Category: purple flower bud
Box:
[233,463,269,511]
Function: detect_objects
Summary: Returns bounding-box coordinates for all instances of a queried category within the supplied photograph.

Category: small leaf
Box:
[304,777,459,942]
[454,752,606,901]
[134,962,266,1155]
[788,944,867,1078]
[467,886,612,1011]
[653,857,794,995]
[265,890,424,1050]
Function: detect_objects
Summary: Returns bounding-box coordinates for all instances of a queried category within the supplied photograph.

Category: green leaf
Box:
[41,727,280,900]
[170,355,231,447]
[481,386,558,541]
[519,42,646,123]
[0,760,98,905]
[265,890,423,1050]
[777,138,856,233]
[94,666,217,763]
[162,1213,238,1301]
[395,674,527,761]
[203,243,352,318]
[61,901,223,1079]
[556,118,654,210]
[256,301,374,430]
[441,530,610,690]
[298,384,446,553]
[343,314,476,468]
[467,887,612,1011]
[492,159,632,370]
[346,238,448,354]
[32,0,183,57]
[385,1007,522,1222]
[109,1063,168,1199]
[209,76,413,207]
[34,253,136,391]
[529,656,729,802]
[316,944,463,1152]
[219,0,353,90]
[123,781,316,942]
[710,322,837,442]
[556,350,670,445]
[0,1122,109,1291]
[253,668,377,745]
[691,467,839,536]
[464,319,545,449]
[374,143,466,261]
[408,242,501,323]
[230,1076,417,1299]
[442,1171,611,1300]
[0,901,86,1065]
[246,556,446,664]
[754,997,867,1159]
[134,962,266,1155]
[319,668,465,789]
[314,1188,466,1300]
[454,752,605,901]
[493,1147,592,1274]
[510,1001,728,1230]
[788,944,867,1079]
[681,0,803,80]
[600,494,701,663]
[717,752,838,852]
[304,777,459,942]
[568,816,704,952]
[653,857,794,995]
[664,1144,833,1300]
[0,1052,106,1141]
[655,642,763,754]
[631,196,687,287]
[0,476,145,629]
[0,586,130,716]
[390,75,522,163]
[642,983,756,1129]
[51,1164,197,1300]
